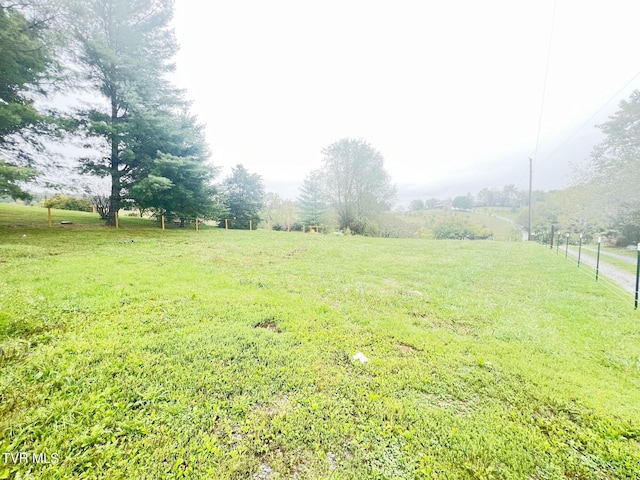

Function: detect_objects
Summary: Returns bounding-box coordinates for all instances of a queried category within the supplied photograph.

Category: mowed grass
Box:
[0,204,157,230]
[1,205,639,479]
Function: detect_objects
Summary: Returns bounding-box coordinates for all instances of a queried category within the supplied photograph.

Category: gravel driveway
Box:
[561,246,638,294]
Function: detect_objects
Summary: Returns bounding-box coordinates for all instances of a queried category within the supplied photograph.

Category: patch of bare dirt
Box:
[254,319,282,332]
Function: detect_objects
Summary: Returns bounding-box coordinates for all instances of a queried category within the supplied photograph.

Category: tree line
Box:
[514,92,640,247]
[3,1,637,240]
[1,0,219,226]
[0,1,396,232]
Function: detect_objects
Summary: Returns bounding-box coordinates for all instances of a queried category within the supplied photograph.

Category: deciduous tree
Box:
[261,192,299,231]
[320,138,395,234]
[452,195,474,210]
[583,90,640,243]
[409,199,425,211]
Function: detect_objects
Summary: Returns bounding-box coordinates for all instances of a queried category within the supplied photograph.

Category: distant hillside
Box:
[378,208,523,241]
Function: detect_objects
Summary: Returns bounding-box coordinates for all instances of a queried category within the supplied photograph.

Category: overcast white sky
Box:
[171,0,640,204]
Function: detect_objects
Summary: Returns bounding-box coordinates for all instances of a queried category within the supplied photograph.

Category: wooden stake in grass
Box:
[47,208,52,228]
[196,218,199,232]
[115,211,120,229]
[225,219,228,230]
[250,220,252,231]
[161,215,165,231]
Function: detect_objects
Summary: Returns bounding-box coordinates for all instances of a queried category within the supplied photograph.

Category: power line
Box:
[535,67,640,167]
[532,0,558,171]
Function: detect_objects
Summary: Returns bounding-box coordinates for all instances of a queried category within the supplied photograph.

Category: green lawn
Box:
[0,204,159,229]
[474,206,522,224]
[1,204,639,479]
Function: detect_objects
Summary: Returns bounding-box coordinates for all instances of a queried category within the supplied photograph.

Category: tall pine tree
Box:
[0,2,52,199]
[68,0,185,225]
[222,165,264,229]
[297,169,327,228]
[129,113,226,226]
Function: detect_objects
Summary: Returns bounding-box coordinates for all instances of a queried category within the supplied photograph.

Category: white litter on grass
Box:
[328,452,338,470]
[352,352,369,363]
[253,463,273,480]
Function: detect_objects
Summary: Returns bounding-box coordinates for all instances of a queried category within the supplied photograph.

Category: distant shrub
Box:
[367,212,422,238]
[270,221,304,232]
[433,215,493,240]
[42,194,93,212]
[452,195,474,210]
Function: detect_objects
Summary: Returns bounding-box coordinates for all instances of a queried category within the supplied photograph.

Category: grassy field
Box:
[473,207,522,224]
[1,204,639,479]
[401,209,522,241]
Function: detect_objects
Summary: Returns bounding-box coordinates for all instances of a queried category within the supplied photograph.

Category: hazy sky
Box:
[171,0,640,203]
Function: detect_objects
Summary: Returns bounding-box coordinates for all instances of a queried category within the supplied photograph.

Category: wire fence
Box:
[537,233,640,310]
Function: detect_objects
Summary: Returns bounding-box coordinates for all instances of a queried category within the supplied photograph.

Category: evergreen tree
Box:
[128,113,226,225]
[0,2,52,199]
[68,0,184,225]
[297,169,327,227]
[222,164,264,229]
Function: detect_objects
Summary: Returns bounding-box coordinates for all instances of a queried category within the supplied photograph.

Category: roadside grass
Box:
[593,253,637,276]
[576,245,639,276]
[603,246,640,259]
[1,205,639,479]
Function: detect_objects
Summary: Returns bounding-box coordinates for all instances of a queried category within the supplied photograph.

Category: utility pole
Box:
[528,157,533,241]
